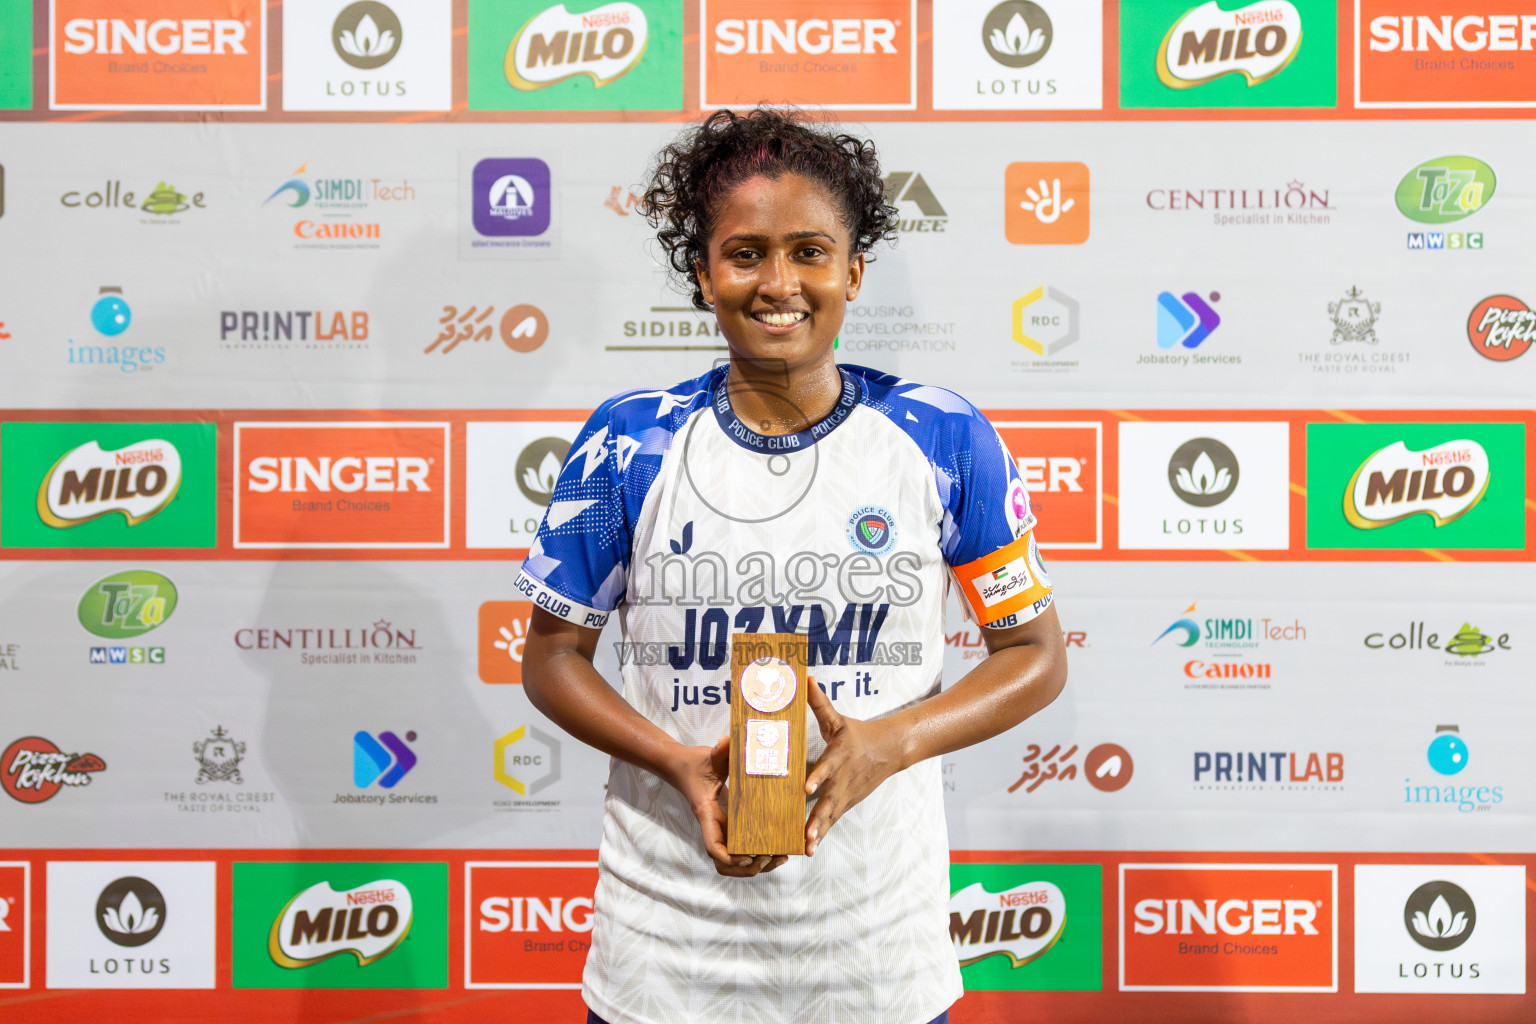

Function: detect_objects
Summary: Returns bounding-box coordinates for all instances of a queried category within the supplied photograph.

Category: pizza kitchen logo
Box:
[2,737,106,803]
[269,879,413,969]
[1466,295,1533,362]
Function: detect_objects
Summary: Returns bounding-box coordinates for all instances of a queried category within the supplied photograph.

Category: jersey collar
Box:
[711,365,863,453]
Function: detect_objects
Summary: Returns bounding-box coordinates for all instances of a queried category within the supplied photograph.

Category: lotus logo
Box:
[269,879,412,968]
[949,880,1066,967]
[982,2,1052,68]
[97,876,166,947]
[333,2,402,70]
[1167,438,1238,507]
[1344,440,1488,529]
[1404,880,1475,952]
[38,439,182,529]
[506,2,649,90]
[1157,0,1303,89]
[514,437,570,505]
[1395,157,1496,225]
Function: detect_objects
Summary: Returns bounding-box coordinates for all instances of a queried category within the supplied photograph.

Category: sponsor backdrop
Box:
[1,2,1532,1022]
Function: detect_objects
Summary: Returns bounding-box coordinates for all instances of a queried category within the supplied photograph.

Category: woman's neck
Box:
[724,352,843,436]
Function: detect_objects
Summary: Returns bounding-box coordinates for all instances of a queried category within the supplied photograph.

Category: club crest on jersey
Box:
[847,506,897,556]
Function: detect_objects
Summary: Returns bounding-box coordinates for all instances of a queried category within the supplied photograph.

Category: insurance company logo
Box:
[1405,725,1505,814]
[284,1,449,111]
[234,421,450,549]
[932,0,1102,110]
[262,163,416,249]
[1358,6,1536,108]
[354,730,417,789]
[994,422,1100,548]
[1364,620,1512,666]
[2,737,106,803]
[219,309,370,350]
[493,725,561,797]
[1120,863,1337,991]
[69,285,167,374]
[1004,161,1089,244]
[1157,1,1302,88]
[426,303,548,354]
[0,863,28,988]
[465,861,597,988]
[1467,295,1533,361]
[882,171,948,232]
[470,157,552,242]
[51,0,267,110]
[46,861,216,988]
[1194,748,1343,790]
[1011,286,1079,362]
[1396,156,1496,226]
[59,179,208,221]
[1305,423,1525,550]
[702,0,916,109]
[465,422,582,548]
[1008,741,1134,795]
[233,862,447,988]
[479,601,534,683]
[1156,291,1222,350]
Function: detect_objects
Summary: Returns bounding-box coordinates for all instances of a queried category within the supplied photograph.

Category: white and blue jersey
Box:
[516,363,1053,1024]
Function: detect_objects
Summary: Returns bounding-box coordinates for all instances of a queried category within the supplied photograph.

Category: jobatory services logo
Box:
[0,422,216,549]
[493,725,561,804]
[233,862,447,988]
[1004,162,1089,244]
[1120,863,1337,991]
[479,601,534,682]
[993,422,1101,548]
[1007,741,1134,795]
[0,862,28,988]
[219,309,370,351]
[262,162,416,250]
[1467,294,1533,361]
[948,864,1102,991]
[931,0,1103,110]
[464,422,581,548]
[465,861,597,988]
[45,861,216,989]
[2,737,106,803]
[1120,0,1336,108]
[1305,422,1525,550]
[1354,864,1527,993]
[283,1,451,110]
[50,0,267,110]
[353,730,418,789]
[1403,724,1506,813]
[1357,5,1536,108]
[426,303,548,354]
[1154,291,1223,353]
[233,421,450,549]
[701,0,916,109]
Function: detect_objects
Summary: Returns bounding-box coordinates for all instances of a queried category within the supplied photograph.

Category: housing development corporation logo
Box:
[1467,295,1533,362]
[948,864,1101,992]
[1004,161,1089,244]
[2,737,106,803]
[465,862,597,988]
[1358,6,1536,108]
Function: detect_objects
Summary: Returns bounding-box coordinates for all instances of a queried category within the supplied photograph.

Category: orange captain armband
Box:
[952,531,1054,627]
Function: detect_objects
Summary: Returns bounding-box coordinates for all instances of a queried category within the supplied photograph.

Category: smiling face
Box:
[696,173,864,375]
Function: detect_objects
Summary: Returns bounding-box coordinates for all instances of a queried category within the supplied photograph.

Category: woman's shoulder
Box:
[587,364,723,434]
[841,363,996,446]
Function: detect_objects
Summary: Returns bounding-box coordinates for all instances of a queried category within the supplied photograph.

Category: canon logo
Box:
[247,456,430,493]
[62,18,248,55]
[1133,898,1318,936]
[1369,15,1536,51]
[714,18,898,55]
[478,896,593,933]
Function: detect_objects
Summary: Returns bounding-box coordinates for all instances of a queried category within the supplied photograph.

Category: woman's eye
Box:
[798,247,824,258]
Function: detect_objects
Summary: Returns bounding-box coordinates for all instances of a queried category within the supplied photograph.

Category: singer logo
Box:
[701,1,915,109]
[995,422,1101,548]
[1358,6,1536,107]
[1121,863,1337,991]
[51,0,267,110]
[234,422,450,549]
[465,861,598,988]
[0,863,28,987]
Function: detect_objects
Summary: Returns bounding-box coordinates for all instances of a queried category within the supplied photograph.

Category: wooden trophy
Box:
[726,632,809,856]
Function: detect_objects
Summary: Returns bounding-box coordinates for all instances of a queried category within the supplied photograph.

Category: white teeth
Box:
[755,311,807,327]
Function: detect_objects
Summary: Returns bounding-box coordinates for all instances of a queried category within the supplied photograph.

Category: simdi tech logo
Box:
[233,421,450,549]
[1357,5,1536,108]
[1120,0,1336,108]
[50,0,267,110]
[465,861,597,988]
[282,1,453,112]
[948,863,1101,991]
[0,862,29,988]
[1305,422,1525,550]
[469,1,682,111]
[0,422,217,549]
[232,862,447,989]
[701,0,917,109]
[931,0,1104,111]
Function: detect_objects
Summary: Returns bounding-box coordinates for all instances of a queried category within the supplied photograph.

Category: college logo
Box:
[1120,0,1335,108]
[234,421,450,548]
[233,862,447,988]
[948,864,1101,991]
[479,601,534,683]
[465,861,597,988]
[1395,156,1496,224]
[60,180,208,220]
[284,1,450,110]
[846,505,897,556]
[1306,423,1525,550]
[2,737,106,803]
[1358,6,1536,108]
[1327,286,1381,345]
[702,0,916,109]
[193,726,246,784]
[51,0,267,110]
[0,863,28,988]
[1121,863,1337,991]
[471,157,552,237]
[1156,291,1222,350]
[1004,162,1089,244]
[1467,295,1533,362]
[97,876,167,947]
[465,422,582,547]
[354,730,418,789]
[994,422,1101,548]
[493,725,560,796]
[77,570,178,639]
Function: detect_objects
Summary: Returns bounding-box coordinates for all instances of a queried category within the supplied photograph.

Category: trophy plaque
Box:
[727,632,809,856]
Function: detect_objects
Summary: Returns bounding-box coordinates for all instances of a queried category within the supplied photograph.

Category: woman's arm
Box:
[802,602,1068,855]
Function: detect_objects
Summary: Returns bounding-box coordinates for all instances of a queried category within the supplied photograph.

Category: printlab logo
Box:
[1168,438,1238,507]
[983,2,1051,66]
[261,163,415,248]
[193,726,245,784]
[1405,880,1474,952]
[97,877,166,947]
[882,172,948,232]
[1004,161,1089,244]
[479,602,534,684]
[1,737,106,803]
[1398,156,1494,252]
[334,2,401,68]
[1467,295,1533,362]
[1008,741,1133,794]
[493,725,561,799]
[425,303,548,354]
[219,309,370,351]
[1156,291,1221,350]
[354,730,417,788]
[1011,286,1079,362]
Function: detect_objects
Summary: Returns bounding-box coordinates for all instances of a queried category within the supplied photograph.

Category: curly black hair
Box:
[641,107,900,311]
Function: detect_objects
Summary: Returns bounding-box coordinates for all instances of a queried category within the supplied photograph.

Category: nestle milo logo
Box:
[1395,156,1496,225]
[78,570,178,639]
[950,879,1067,968]
[1344,439,1488,530]
[38,438,183,528]
[506,2,648,90]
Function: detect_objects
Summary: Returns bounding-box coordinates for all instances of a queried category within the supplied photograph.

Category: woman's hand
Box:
[803,681,908,857]
[665,736,789,878]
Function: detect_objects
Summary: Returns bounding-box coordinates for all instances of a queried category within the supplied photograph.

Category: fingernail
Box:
[808,827,818,843]
[737,857,751,866]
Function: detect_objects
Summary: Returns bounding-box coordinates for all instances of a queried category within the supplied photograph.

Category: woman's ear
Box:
[696,257,715,307]
[845,252,865,301]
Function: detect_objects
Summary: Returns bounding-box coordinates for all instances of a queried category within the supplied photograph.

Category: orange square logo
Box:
[1121,864,1337,992]
[1358,3,1536,108]
[1005,162,1090,245]
[479,601,533,684]
[0,862,28,988]
[234,422,450,548]
[701,1,916,109]
[995,422,1102,549]
[51,0,267,110]
[465,861,598,988]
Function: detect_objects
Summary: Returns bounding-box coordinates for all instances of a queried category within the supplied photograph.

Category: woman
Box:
[519,108,1068,1024]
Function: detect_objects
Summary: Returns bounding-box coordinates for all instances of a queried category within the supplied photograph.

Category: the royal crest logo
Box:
[193,726,245,785]
[1328,286,1380,345]
[2,737,106,803]
[1344,439,1489,529]
[37,439,182,528]
[269,879,413,969]
[1157,1,1303,88]
[505,3,649,90]
[950,879,1067,967]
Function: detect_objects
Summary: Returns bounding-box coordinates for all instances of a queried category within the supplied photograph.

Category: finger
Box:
[805,792,844,857]
[805,678,843,737]
[709,734,731,779]
[805,744,841,797]
[760,855,790,874]
[696,800,750,870]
